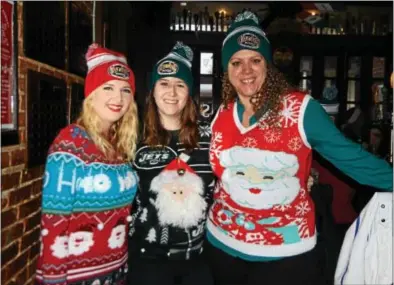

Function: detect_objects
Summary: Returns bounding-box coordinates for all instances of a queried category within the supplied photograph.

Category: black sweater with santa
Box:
[128,121,215,261]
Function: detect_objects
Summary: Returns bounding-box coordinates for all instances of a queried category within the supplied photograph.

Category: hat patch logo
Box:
[238,33,260,49]
[108,64,130,79]
[158,60,178,75]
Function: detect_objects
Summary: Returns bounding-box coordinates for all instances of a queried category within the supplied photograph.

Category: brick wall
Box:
[1,2,86,285]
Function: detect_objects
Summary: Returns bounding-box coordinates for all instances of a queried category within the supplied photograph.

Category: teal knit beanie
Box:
[150,41,194,94]
[222,11,272,72]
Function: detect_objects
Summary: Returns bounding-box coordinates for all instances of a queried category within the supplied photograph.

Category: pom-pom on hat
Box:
[84,43,135,97]
[150,41,194,95]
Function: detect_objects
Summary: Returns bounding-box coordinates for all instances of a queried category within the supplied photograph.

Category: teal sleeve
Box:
[304,98,393,191]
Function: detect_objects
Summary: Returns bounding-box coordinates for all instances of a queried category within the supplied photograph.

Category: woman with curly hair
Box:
[205,11,393,285]
[35,44,139,285]
[128,42,214,285]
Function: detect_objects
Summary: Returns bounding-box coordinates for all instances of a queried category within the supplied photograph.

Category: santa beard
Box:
[151,171,207,229]
[108,225,126,249]
[69,231,94,256]
[51,236,69,259]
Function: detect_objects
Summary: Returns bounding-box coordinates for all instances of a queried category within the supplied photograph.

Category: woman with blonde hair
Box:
[36,44,139,285]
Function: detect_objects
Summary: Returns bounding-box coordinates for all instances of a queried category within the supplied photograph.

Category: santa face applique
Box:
[108,222,126,249]
[150,158,208,229]
[220,146,300,210]
[50,234,69,259]
[69,230,94,256]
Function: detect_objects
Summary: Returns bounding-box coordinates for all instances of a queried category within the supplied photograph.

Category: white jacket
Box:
[335,192,393,285]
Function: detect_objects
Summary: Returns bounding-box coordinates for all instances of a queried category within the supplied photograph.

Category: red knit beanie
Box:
[84,43,135,97]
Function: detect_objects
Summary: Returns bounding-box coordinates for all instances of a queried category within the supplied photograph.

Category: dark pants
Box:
[204,242,324,285]
[128,256,214,285]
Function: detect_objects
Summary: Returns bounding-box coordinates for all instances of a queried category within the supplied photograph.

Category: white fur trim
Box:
[179,153,190,163]
[298,95,312,148]
[87,54,127,72]
[151,171,204,195]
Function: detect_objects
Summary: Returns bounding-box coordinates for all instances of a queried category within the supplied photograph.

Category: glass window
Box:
[299,78,312,93]
[372,57,385,78]
[371,81,384,103]
[347,57,361,78]
[324,56,337,77]
[347,80,360,102]
[324,78,337,88]
[200,52,213,75]
[300,56,313,76]
[200,77,213,98]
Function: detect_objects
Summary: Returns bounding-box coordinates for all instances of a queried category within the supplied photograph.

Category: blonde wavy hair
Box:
[76,92,139,161]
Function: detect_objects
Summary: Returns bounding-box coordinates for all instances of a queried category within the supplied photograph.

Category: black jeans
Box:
[204,241,324,285]
[128,256,214,285]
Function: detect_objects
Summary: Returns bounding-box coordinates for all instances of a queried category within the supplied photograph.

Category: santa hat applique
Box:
[114,217,126,228]
[150,154,204,196]
[75,223,95,233]
[84,43,136,97]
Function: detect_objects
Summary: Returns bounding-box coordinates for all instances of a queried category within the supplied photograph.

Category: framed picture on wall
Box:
[1,0,19,146]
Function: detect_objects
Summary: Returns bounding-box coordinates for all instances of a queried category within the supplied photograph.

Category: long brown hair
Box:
[222,64,295,126]
[142,89,199,151]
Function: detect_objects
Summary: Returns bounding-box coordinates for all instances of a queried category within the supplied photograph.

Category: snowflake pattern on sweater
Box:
[35,124,137,285]
[208,92,316,259]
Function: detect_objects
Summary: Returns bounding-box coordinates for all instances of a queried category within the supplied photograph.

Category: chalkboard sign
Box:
[27,70,67,168]
[23,1,65,69]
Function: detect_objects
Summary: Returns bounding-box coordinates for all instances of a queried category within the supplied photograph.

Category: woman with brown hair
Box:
[205,11,393,285]
[128,42,214,285]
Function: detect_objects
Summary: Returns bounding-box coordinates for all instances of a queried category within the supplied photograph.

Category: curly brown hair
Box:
[222,64,295,126]
[142,89,199,152]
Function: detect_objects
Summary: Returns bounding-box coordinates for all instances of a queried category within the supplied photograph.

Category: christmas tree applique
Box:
[146,228,157,243]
